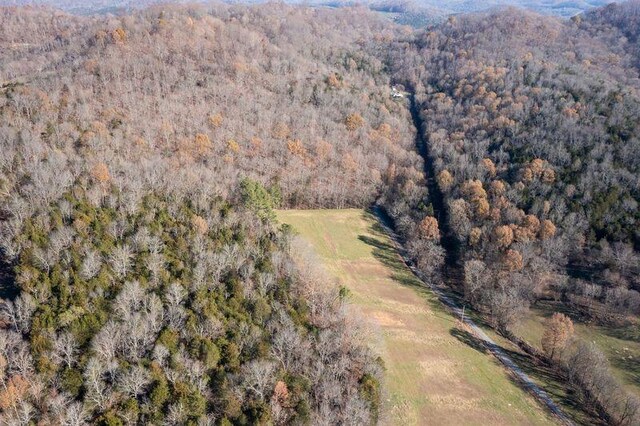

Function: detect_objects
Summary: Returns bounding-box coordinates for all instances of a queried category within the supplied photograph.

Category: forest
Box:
[386,1,640,326]
[0,1,639,424]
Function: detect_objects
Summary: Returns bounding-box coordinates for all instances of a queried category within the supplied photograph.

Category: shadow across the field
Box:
[356,229,457,322]
[358,234,422,288]
[450,327,488,354]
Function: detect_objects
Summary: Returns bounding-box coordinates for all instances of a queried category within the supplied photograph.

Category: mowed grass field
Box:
[277,209,556,426]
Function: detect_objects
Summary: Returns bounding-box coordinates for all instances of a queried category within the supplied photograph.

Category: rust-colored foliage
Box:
[461,179,487,200]
[503,249,523,271]
[473,197,490,218]
[522,158,555,184]
[482,158,496,177]
[112,27,127,44]
[489,180,506,196]
[345,113,364,131]
[249,136,263,154]
[539,219,556,240]
[208,113,224,128]
[541,312,574,359]
[522,215,541,233]
[530,159,545,175]
[0,375,29,410]
[377,123,392,138]
[494,225,514,249]
[418,216,440,240]
[469,227,482,246]
[461,179,490,218]
[287,139,306,157]
[227,139,240,153]
[513,225,535,242]
[326,73,341,88]
[192,215,209,235]
[437,170,454,192]
[272,381,289,405]
[341,153,358,172]
[194,133,213,157]
[91,162,111,185]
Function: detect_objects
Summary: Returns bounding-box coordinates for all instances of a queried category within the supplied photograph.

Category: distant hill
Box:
[413,0,614,17]
[581,0,640,66]
[0,0,618,18]
[0,0,182,15]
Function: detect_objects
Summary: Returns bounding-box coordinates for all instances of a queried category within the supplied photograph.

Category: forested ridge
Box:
[0,4,424,208]
[382,3,640,423]
[1,1,639,425]
[386,5,640,323]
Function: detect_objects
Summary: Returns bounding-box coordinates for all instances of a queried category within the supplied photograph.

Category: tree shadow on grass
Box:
[600,322,640,344]
[358,235,419,285]
[533,301,640,388]
[526,300,640,391]
[358,234,396,256]
[611,352,640,388]
[450,327,488,354]
[360,213,604,424]
[499,346,605,425]
[357,233,453,320]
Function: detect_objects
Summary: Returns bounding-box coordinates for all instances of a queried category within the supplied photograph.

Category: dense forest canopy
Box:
[384,4,640,326]
[581,0,640,68]
[2,183,383,424]
[1,1,640,425]
[378,4,640,422]
[0,4,425,208]
[0,4,415,423]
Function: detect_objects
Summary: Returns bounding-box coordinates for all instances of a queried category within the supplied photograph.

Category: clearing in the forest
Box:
[277,209,556,426]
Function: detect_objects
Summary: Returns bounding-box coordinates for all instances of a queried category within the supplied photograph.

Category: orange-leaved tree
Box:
[541,312,574,360]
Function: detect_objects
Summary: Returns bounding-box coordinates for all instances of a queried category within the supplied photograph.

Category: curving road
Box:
[373,206,573,426]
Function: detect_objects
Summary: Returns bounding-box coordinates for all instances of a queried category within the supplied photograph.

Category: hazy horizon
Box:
[0,0,618,17]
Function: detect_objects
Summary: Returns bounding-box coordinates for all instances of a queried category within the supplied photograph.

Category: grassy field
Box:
[513,303,640,397]
[277,209,556,426]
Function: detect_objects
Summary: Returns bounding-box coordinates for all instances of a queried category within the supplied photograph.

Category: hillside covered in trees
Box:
[1,1,640,425]
[0,4,425,209]
[0,4,425,423]
[382,3,640,423]
[385,2,640,328]
[581,0,640,67]
[1,184,384,424]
